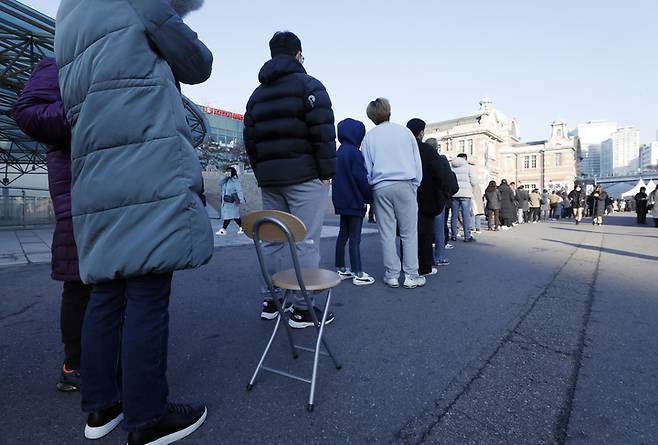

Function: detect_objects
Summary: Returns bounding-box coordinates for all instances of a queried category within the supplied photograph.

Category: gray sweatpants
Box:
[261,179,328,309]
[373,181,420,280]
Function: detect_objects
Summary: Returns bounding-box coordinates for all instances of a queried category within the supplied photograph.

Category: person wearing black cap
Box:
[407,119,458,277]
[244,31,336,328]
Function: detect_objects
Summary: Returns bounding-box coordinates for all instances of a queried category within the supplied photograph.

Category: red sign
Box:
[203,106,244,121]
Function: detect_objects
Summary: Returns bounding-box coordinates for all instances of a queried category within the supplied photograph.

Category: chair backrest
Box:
[242,210,307,243]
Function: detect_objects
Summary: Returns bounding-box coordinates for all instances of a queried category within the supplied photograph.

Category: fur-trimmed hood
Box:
[170,0,204,17]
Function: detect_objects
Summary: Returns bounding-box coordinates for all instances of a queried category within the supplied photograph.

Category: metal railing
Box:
[0,187,54,227]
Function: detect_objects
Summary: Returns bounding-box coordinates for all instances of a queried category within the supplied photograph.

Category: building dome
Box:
[479,97,494,112]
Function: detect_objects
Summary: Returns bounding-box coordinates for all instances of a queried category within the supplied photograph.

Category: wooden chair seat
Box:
[272,268,342,292]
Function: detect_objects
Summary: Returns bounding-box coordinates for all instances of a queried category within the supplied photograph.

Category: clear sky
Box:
[22,0,658,144]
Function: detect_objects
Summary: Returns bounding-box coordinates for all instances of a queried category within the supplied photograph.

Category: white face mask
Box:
[170,0,204,17]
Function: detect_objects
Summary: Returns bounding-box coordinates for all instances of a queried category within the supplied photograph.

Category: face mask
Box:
[576,187,581,191]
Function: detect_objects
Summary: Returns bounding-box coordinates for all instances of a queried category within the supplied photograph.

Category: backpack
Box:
[540,195,548,205]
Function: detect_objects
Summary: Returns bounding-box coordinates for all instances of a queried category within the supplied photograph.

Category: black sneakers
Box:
[260,299,293,320]
[288,307,335,329]
[85,402,124,439]
[127,403,207,445]
[56,364,81,392]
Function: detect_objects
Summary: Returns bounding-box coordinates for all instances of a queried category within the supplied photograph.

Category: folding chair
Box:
[243,210,342,412]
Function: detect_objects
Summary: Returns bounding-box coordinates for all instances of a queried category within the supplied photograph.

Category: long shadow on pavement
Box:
[1,221,651,444]
[542,238,658,262]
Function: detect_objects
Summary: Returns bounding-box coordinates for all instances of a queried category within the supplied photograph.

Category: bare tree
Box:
[199,139,249,170]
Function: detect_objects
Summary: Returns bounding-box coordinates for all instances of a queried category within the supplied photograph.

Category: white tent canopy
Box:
[621,179,648,199]
[646,179,657,193]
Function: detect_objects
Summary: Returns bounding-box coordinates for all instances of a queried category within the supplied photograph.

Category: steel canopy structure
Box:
[0,0,208,187]
[0,0,54,186]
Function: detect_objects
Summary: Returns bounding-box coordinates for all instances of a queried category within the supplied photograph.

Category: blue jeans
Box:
[433,208,447,262]
[451,198,472,240]
[81,273,173,431]
[472,213,482,231]
[335,215,364,273]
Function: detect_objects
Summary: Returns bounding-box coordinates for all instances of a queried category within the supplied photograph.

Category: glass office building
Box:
[199,105,244,148]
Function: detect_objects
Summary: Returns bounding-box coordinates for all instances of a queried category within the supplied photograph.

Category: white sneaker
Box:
[216,228,227,236]
[384,277,399,288]
[422,268,438,277]
[237,227,244,234]
[501,226,511,231]
[337,269,355,280]
[353,272,375,286]
[445,243,454,250]
[403,275,426,289]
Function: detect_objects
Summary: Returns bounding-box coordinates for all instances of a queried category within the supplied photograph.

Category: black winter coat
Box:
[417,141,458,216]
[591,191,608,217]
[516,188,530,211]
[568,189,587,208]
[244,56,336,187]
[485,189,502,210]
[499,184,517,220]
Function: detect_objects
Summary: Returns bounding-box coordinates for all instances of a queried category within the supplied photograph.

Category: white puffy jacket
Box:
[451,156,479,199]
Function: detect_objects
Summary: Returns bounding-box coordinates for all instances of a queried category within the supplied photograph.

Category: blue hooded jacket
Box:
[332,119,373,217]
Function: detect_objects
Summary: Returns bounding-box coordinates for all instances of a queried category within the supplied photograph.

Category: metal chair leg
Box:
[318,290,341,370]
[308,295,331,411]
[248,312,282,390]
[273,290,298,359]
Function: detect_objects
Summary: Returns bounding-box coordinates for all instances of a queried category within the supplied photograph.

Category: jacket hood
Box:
[258,55,306,84]
[337,118,366,147]
[170,0,204,17]
[452,156,468,168]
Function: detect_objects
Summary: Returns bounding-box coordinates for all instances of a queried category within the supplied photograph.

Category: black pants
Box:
[335,215,364,273]
[418,213,436,275]
[444,206,450,245]
[61,281,92,370]
[531,208,540,222]
[222,218,242,229]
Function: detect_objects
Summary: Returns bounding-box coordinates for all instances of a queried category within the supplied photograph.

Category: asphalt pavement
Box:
[0,214,656,444]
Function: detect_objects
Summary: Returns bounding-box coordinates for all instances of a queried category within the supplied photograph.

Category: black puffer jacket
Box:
[568,189,587,208]
[417,141,458,216]
[244,56,336,187]
[499,184,517,220]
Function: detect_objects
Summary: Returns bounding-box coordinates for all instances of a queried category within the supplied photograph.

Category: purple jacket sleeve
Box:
[12,58,70,145]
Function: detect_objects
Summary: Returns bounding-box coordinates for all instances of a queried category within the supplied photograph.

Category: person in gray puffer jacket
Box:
[450,154,479,242]
[55,0,213,442]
